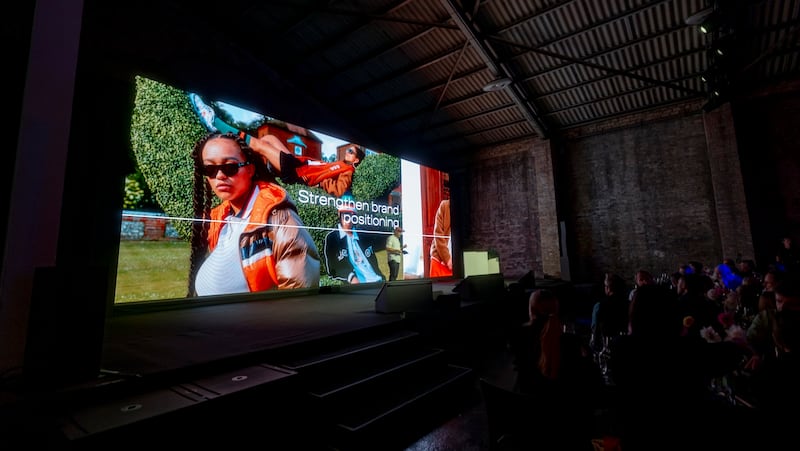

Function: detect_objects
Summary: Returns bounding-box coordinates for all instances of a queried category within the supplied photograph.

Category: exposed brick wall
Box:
[462,90,800,286]
[734,84,800,266]
[533,140,560,278]
[464,139,547,280]
[562,99,706,140]
[463,101,736,285]
[703,103,754,263]
[561,113,721,283]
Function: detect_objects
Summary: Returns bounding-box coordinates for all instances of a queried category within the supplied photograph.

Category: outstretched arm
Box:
[318,170,353,197]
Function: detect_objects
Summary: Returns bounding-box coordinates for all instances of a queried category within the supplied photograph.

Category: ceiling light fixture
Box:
[482,77,512,92]
[685,7,714,26]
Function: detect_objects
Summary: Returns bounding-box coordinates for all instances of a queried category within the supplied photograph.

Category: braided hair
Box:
[529,289,563,380]
[186,132,273,297]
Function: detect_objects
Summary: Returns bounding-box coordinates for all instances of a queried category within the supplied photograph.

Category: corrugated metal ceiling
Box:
[86,0,800,169]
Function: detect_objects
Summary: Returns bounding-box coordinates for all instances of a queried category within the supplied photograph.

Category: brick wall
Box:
[464,138,548,280]
[734,83,800,267]
[462,98,773,285]
[120,212,179,240]
[561,112,722,283]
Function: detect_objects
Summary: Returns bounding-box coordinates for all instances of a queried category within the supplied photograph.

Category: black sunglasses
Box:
[202,161,251,177]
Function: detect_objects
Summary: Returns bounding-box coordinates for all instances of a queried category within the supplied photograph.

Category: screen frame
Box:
[110,74,458,311]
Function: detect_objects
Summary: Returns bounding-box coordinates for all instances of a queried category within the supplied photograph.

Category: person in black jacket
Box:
[323,203,383,284]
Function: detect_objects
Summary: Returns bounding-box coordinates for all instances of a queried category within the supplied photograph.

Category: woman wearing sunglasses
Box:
[188,132,321,297]
[249,134,365,198]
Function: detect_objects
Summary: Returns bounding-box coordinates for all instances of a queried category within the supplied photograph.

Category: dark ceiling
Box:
[84,0,799,170]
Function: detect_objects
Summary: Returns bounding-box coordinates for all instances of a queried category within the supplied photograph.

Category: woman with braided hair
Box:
[507,289,603,450]
[187,132,320,297]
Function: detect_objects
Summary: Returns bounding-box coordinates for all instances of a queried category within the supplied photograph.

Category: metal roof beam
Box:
[439,0,549,138]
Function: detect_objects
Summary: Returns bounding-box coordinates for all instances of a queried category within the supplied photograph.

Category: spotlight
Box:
[698,13,727,35]
[710,35,737,59]
[688,7,721,34]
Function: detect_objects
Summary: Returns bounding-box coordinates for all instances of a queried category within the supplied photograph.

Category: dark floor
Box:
[403,344,517,451]
[402,336,612,451]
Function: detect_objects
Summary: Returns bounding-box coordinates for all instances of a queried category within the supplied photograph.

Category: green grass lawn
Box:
[114,240,190,303]
[113,240,378,304]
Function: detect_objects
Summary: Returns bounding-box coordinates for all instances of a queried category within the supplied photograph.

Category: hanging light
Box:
[685,7,714,26]
[482,77,512,92]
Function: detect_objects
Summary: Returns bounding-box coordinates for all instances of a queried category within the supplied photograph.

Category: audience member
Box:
[670,271,682,292]
[736,275,762,319]
[738,258,760,282]
[675,273,717,337]
[743,274,798,371]
[749,309,800,449]
[745,291,777,371]
[761,269,782,293]
[627,269,654,301]
[778,236,800,273]
[774,275,800,312]
[608,284,744,450]
[508,289,603,450]
[713,259,743,292]
[591,273,630,351]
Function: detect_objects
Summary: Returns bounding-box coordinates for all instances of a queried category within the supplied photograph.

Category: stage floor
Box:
[101,281,462,379]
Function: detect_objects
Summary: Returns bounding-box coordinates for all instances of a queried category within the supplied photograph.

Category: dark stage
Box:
[100,280,463,379]
[42,279,486,450]
[6,275,577,450]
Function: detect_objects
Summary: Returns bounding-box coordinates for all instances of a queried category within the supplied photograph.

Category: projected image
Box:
[116,76,452,303]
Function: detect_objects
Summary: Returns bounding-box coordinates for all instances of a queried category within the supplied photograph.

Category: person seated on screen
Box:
[187,132,321,296]
[429,179,452,278]
[323,202,383,284]
[248,134,365,198]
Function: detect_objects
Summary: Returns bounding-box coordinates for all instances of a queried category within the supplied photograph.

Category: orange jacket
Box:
[208,181,320,291]
[294,156,355,197]
[430,199,451,265]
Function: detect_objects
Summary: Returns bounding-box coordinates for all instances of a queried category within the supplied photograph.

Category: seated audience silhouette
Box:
[591,273,630,351]
[508,289,603,450]
[750,308,800,449]
[608,284,744,450]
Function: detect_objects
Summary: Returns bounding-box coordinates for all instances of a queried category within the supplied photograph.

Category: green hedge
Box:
[129,76,402,279]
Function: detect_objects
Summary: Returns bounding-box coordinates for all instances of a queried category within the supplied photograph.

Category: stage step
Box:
[328,363,474,451]
[271,325,477,451]
[278,328,422,372]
